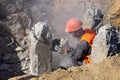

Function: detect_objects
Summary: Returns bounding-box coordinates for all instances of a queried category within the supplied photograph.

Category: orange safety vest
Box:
[80,28,96,63]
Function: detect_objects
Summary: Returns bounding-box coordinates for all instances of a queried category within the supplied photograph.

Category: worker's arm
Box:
[72,40,91,62]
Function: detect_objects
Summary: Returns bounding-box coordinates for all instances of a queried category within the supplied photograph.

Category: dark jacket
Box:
[70,29,96,62]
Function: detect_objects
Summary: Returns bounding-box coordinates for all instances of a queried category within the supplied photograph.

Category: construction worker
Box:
[65,18,96,66]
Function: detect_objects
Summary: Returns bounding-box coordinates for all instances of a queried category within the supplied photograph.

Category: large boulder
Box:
[82,6,103,33]
[29,22,52,76]
[91,24,120,62]
[91,24,108,62]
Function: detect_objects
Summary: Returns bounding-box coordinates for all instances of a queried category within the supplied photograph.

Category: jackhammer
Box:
[52,37,81,69]
[52,37,91,70]
[52,37,73,56]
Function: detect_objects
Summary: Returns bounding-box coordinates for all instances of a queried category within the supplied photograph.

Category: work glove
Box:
[60,37,68,47]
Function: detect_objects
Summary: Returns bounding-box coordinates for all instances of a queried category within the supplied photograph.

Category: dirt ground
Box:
[39,55,120,80]
[9,55,120,80]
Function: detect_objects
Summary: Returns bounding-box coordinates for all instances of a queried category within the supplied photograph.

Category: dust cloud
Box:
[28,0,109,70]
[29,0,88,47]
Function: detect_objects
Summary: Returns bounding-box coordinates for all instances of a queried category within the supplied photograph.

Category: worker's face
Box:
[72,31,80,38]
[72,29,83,38]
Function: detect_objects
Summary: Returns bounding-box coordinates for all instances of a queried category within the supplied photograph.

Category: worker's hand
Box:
[60,37,68,47]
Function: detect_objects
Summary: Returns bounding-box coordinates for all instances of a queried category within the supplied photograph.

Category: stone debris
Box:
[29,22,52,76]
[0,0,52,79]
[91,24,120,62]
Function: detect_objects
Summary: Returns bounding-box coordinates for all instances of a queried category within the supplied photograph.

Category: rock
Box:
[15,47,24,52]
[7,4,17,13]
[91,24,108,62]
[0,21,53,79]
[0,0,32,75]
[15,0,24,11]
[0,18,25,80]
[91,24,120,62]
[0,4,8,20]
[29,22,52,76]
[0,64,11,70]
[20,53,30,73]
[5,14,26,42]
[0,0,53,79]
[82,6,103,30]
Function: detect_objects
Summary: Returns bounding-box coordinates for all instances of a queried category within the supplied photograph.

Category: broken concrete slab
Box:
[91,24,120,62]
[29,22,52,76]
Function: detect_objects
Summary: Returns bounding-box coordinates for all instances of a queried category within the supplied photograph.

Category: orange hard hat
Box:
[65,18,82,33]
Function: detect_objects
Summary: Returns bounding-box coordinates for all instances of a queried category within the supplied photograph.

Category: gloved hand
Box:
[60,37,68,47]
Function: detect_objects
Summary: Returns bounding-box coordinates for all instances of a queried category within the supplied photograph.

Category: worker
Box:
[65,18,96,66]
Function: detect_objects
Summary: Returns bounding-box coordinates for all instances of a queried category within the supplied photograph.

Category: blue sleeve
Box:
[73,40,91,61]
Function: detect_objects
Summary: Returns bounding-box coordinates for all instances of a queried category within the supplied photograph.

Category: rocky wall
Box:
[0,0,52,79]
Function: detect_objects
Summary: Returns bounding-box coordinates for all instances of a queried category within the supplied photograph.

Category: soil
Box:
[9,55,120,80]
[103,0,120,28]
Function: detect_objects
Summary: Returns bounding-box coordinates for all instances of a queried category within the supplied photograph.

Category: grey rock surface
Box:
[0,0,52,79]
[29,22,52,76]
[91,24,120,62]
[91,24,108,62]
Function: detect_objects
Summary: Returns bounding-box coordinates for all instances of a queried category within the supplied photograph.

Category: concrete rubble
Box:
[29,22,52,75]
[91,24,120,62]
